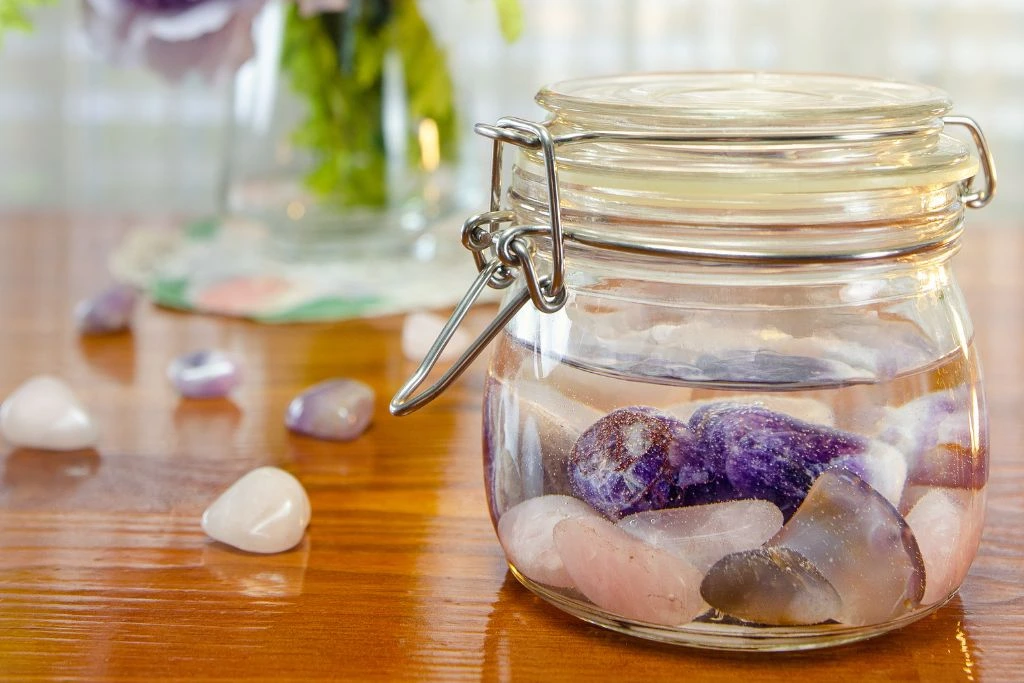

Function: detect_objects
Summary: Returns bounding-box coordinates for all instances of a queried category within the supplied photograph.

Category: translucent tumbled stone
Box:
[617,499,783,572]
[167,350,241,399]
[202,466,311,554]
[517,383,603,495]
[700,546,841,626]
[401,311,469,363]
[0,375,99,450]
[772,469,925,626]
[666,394,835,426]
[74,284,138,335]
[485,380,600,523]
[497,494,600,588]
[906,487,985,605]
[877,391,986,488]
[832,439,907,507]
[553,515,705,626]
[285,378,374,441]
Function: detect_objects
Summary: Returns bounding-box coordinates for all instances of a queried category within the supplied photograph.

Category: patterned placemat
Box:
[110,216,495,323]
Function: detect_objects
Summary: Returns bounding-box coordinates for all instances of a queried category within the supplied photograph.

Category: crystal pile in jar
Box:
[485,341,987,640]
[393,70,999,651]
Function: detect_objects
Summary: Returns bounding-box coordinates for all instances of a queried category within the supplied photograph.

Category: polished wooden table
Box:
[0,214,1021,681]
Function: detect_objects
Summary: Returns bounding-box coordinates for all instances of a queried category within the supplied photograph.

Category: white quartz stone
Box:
[202,466,311,554]
[497,494,600,588]
[554,515,706,626]
[906,487,986,605]
[617,499,784,572]
[0,375,99,450]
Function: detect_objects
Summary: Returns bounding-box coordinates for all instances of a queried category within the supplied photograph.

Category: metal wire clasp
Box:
[389,118,568,416]
[390,113,999,416]
[943,115,998,209]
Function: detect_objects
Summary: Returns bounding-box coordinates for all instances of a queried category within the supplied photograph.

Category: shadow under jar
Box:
[392,72,996,651]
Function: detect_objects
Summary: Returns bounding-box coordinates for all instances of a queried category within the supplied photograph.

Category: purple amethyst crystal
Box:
[568,407,699,520]
[167,349,241,399]
[74,284,138,335]
[689,403,866,518]
[285,378,374,441]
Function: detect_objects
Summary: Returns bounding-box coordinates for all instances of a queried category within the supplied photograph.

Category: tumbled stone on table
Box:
[617,499,783,572]
[285,378,374,441]
[876,390,986,489]
[553,515,705,626]
[167,350,242,399]
[771,469,925,626]
[497,495,600,588]
[75,283,138,335]
[700,546,841,626]
[689,402,906,517]
[0,375,99,451]
[568,407,697,519]
[202,466,311,554]
[905,487,986,605]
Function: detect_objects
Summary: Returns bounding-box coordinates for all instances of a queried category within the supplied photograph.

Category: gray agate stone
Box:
[700,546,841,626]
[701,470,924,627]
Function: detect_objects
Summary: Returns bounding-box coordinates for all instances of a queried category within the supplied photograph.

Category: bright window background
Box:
[0,0,1021,223]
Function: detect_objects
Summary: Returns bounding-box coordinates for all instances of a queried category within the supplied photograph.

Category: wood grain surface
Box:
[0,214,1020,682]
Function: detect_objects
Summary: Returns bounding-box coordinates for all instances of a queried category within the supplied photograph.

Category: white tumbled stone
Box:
[553,515,706,626]
[497,494,600,588]
[0,375,99,450]
[202,466,311,554]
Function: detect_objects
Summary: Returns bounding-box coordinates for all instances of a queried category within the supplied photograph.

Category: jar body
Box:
[483,246,987,650]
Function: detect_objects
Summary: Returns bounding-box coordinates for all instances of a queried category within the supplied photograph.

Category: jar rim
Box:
[536,72,953,133]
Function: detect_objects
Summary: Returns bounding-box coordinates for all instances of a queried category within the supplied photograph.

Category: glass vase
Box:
[222,0,460,262]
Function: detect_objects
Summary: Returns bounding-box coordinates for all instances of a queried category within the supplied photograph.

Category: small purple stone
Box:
[285,379,374,441]
[568,407,698,519]
[689,402,866,518]
[167,350,241,399]
[75,284,138,335]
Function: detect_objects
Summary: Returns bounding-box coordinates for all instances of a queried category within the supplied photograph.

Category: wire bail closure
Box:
[390,118,568,416]
[389,114,997,416]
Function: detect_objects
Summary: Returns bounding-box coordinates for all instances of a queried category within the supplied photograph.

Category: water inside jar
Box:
[483,332,986,648]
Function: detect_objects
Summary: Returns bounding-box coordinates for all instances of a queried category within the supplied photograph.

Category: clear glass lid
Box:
[536,72,953,134]
[517,72,978,195]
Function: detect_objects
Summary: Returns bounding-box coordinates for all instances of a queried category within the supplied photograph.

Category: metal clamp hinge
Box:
[390,118,569,416]
[391,112,999,416]
[943,115,997,209]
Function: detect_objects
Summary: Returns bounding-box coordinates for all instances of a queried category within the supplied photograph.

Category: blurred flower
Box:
[82,0,268,82]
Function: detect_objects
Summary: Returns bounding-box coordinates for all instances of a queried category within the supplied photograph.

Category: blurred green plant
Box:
[282,0,521,208]
[0,0,53,40]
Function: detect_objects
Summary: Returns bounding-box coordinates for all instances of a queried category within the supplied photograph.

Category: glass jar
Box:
[391,72,997,651]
